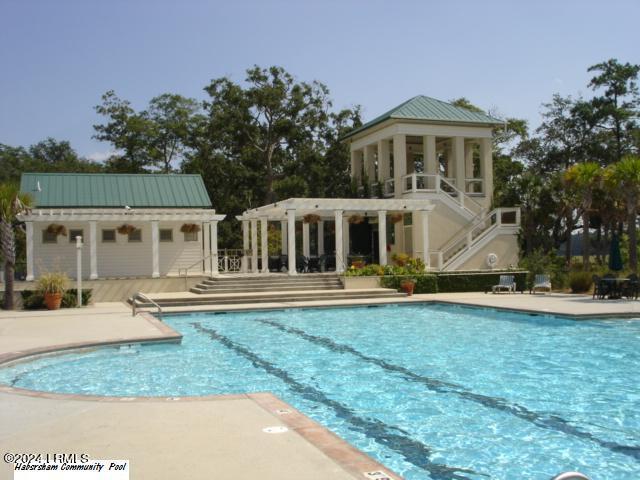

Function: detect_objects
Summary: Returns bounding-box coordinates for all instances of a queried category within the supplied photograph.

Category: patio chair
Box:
[491,275,516,294]
[530,274,552,294]
[621,273,639,300]
[592,275,603,299]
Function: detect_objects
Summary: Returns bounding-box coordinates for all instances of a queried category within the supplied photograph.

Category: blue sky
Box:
[1,0,639,159]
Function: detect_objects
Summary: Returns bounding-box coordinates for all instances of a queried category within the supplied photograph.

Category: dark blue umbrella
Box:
[609,232,623,272]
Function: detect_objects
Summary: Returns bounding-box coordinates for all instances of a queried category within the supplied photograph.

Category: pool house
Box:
[18,173,226,280]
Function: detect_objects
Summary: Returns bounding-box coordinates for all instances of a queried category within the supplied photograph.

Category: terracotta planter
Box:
[44,292,62,310]
[400,281,415,296]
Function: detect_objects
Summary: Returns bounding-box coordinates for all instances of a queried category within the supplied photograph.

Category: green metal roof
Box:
[20,173,212,208]
[342,95,504,140]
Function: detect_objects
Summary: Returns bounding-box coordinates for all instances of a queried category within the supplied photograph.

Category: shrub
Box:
[436,272,527,293]
[36,272,69,294]
[380,275,438,293]
[519,249,567,290]
[568,271,592,293]
[21,289,92,309]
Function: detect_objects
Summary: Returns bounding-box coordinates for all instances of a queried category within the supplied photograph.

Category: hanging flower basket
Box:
[348,214,364,224]
[117,224,137,235]
[389,213,404,224]
[303,213,321,224]
[46,224,67,237]
[180,223,201,234]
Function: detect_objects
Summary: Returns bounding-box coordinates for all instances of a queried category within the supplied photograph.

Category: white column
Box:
[424,135,437,176]
[203,220,212,275]
[334,210,344,273]
[280,220,287,255]
[302,222,310,257]
[241,220,249,273]
[251,218,258,273]
[151,220,160,278]
[25,221,34,281]
[378,211,387,266]
[342,216,350,266]
[89,221,98,279]
[465,141,475,178]
[393,134,407,198]
[317,221,325,255]
[210,221,219,276]
[420,210,430,270]
[260,218,269,273]
[480,137,493,200]
[453,136,465,191]
[287,210,297,275]
[75,236,82,305]
[377,139,390,184]
[364,144,376,188]
[350,150,362,183]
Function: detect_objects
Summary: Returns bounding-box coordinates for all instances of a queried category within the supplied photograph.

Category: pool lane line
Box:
[191,322,483,480]
[256,318,640,463]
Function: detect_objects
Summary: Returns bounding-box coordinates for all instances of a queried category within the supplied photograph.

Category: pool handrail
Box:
[550,472,590,480]
[131,292,163,320]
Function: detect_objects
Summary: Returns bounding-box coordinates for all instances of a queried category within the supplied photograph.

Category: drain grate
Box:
[363,471,392,480]
[262,426,289,434]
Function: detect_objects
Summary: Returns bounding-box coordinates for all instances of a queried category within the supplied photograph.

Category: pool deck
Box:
[1,292,639,480]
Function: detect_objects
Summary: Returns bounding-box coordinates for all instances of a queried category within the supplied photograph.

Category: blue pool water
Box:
[1,304,639,479]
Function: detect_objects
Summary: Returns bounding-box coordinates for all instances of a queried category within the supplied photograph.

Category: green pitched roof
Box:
[20,173,212,208]
[343,95,503,140]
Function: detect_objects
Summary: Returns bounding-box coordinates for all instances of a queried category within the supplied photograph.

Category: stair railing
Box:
[436,208,520,269]
[131,292,163,319]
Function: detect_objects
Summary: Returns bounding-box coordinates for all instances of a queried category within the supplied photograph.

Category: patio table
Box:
[599,277,630,299]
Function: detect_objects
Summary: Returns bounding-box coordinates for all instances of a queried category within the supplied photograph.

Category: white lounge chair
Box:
[530,274,552,294]
[491,274,516,293]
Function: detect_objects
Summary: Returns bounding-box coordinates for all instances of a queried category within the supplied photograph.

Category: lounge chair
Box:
[592,274,603,299]
[491,275,516,294]
[530,274,551,294]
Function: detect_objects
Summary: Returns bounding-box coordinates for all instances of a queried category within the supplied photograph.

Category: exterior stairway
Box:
[131,274,405,309]
[190,273,343,294]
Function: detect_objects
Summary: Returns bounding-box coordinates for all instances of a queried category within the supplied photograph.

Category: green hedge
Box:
[380,275,438,293]
[436,271,527,293]
[21,289,93,310]
[378,271,527,294]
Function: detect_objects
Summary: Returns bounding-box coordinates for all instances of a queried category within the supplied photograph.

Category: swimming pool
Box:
[1,304,639,479]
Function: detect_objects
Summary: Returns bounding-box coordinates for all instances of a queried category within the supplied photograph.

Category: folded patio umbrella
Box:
[609,232,623,272]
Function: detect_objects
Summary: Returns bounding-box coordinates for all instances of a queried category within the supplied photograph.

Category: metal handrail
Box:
[177,252,217,277]
[131,292,163,319]
[550,472,590,480]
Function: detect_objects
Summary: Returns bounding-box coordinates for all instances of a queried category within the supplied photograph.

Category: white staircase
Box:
[431,207,520,271]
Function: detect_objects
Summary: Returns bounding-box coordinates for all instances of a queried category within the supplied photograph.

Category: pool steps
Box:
[129,274,405,308]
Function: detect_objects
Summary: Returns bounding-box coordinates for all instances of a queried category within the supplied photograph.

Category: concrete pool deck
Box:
[1,292,639,480]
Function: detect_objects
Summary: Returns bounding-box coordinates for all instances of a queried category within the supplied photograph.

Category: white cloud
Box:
[86,150,117,162]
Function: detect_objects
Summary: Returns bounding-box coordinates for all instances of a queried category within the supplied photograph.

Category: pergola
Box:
[236,198,435,275]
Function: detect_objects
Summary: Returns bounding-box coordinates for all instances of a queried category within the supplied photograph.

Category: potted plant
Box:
[389,213,403,224]
[117,224,136,235]
[36,272,69,310]
[348,214,364,224]
[180,223,201,233]
[400,278,416,296]
[46,224,67,237]
[303,213,321,224]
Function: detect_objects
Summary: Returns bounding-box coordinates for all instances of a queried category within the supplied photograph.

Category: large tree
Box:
[588,59,640,162]
[203,66,334,204]
[606,155,640,271]
[564,162,603,270]
[0,184,31,310]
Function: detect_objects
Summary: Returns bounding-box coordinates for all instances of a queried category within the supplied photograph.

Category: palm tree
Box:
[564,162,602,270]
[606,155,640,272]
[0,184,32,310]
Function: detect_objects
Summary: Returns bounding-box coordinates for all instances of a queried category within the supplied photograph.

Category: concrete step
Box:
[191,284,343,294]
[131,289,405,307]
[202,278,342,287]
